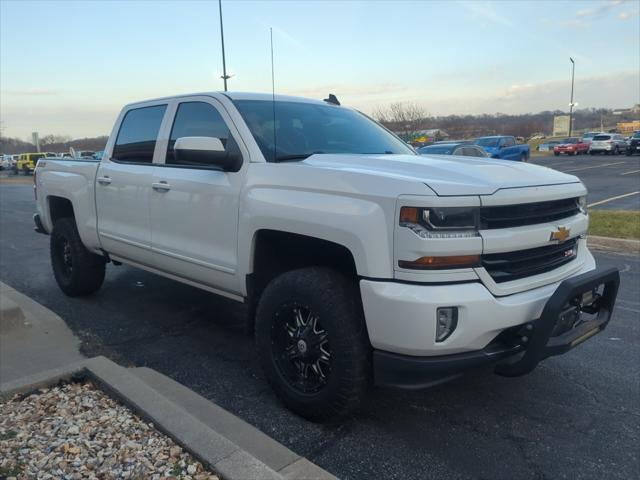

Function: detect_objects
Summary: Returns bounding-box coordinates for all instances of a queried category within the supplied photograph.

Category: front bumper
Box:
[371,266,619,388]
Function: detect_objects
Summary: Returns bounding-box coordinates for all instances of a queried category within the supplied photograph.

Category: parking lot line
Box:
[621,169,640,176]
[587,191,640,208]
[562,161,626,173]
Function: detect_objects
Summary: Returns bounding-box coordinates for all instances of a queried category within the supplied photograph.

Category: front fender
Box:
[239,187,394,279]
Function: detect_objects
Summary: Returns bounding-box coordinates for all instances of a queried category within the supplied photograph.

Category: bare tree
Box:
[373,102,429,140]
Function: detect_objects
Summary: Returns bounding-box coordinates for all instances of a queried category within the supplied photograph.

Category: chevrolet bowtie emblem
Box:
[550,226,571,243]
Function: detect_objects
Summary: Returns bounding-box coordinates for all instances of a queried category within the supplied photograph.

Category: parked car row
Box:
[0,150,103,175]
[547,132,635,157]
[417,135,530,161]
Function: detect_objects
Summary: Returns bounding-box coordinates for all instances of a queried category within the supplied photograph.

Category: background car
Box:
[589,133,628,155]
[553,137,590,156]
[418,142,488,157]
[537,140,561,152]
[1,154,15,170]
[473,135,530,161]
[626,130,640,156]
[581,131,604,143]
[15,152,45,174]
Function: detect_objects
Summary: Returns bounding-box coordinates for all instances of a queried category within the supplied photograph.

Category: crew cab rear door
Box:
[148,95,248,295]
[96,102,168,265]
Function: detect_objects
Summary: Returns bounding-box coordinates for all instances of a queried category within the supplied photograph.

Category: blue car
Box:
[474,136,530,161]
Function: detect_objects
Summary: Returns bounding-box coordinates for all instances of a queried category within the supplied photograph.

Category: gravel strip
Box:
[0,382,220,479]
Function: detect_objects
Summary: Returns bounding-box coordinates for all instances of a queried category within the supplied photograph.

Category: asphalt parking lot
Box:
[530,154,640,210]
[1,184,638,480]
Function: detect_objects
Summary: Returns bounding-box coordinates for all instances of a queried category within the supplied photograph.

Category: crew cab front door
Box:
[148,97,246,295]
[96,103,168,265]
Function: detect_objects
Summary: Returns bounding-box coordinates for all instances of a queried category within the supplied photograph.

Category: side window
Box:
[166,102,231,165]
[112,105,167,163]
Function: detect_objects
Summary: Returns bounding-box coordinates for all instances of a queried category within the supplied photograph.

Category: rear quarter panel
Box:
[36,159,101,251]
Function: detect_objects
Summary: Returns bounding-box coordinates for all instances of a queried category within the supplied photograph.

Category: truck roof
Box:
[125,91,329,109]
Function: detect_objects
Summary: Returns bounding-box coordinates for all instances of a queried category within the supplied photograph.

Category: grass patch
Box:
[588,210,640,240]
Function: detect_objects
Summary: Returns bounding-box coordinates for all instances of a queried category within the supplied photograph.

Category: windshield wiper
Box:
[274,151,325,162]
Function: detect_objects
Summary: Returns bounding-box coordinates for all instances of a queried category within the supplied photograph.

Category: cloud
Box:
[3,88,59,96]
[563,0,631,28]
[559,19,589,29]
[576,0,625,18]
[618,8,639,20]
[286,82,403,98]
[255,20,304,51]
[462,1,513,27]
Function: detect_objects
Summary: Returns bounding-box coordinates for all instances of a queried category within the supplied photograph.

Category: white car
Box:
[1,154,16,170]
[589,133,628,155]
[33,92,620,421]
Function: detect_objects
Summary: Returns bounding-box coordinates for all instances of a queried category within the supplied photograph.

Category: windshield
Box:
[561,138,578,144]
[633,132,640,138]
[233,100,414,162]
[593,135,611,141]
[474,137,499,147]
[418,145,454,154]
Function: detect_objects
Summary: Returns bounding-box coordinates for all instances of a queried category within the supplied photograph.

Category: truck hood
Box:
[302,154,580,196]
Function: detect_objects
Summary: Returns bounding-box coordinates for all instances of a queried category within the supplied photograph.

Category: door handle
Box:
[152,181,171,192]
[97,176,112,185]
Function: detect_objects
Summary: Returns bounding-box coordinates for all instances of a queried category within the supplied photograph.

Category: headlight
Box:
[578,196,587,214]
[399,206,480,238]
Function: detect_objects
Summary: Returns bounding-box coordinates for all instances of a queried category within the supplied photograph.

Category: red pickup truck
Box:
[553,137,590,156]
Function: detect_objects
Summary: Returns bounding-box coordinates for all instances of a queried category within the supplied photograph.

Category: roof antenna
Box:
[324,94,340,106]
[270,27,277,162]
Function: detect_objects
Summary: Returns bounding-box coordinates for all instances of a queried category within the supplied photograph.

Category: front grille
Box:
[481,197,581,229]
[482,238,578,283]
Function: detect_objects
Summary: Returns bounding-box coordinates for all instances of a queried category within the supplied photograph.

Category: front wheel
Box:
[255,267,370,422]
[51,217,106,296]
[554,152,560,157]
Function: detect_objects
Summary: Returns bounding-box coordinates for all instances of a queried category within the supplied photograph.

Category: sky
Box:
[1,0,639,139]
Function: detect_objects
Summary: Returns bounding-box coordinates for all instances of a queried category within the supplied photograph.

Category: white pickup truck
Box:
[34,92,619,422]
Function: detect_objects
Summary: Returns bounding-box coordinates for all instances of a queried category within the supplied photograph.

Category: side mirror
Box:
[174,136,242,172]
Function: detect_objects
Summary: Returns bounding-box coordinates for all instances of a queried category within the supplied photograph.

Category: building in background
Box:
[617,120,640,134]
[553,115,570,137]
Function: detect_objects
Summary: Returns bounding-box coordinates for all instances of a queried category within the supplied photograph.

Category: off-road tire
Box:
[255,267,370,422]
[50,217,105,296]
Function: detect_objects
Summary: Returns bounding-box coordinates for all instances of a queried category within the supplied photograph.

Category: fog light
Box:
[436,307,458,342]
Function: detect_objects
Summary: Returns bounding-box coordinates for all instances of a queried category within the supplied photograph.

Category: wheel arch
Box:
[247,229,359,304]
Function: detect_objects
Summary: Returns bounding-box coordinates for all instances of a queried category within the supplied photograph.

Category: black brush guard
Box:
[495,267,620,377]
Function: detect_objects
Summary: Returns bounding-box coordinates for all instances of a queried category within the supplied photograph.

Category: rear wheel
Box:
[50,217,106,296]
[255,267,370,422]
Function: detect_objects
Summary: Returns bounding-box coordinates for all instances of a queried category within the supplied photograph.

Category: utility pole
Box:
[218,0,230,91]
[569,57,575,136]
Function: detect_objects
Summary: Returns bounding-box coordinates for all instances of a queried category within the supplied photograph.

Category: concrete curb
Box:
[588,235,640,255]
[0,357,336,480]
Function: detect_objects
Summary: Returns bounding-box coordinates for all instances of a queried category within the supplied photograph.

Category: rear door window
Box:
[113,105,167,163]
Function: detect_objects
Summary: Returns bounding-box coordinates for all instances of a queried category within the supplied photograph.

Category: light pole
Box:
[218,0,230,91]
[569,57,575,136]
